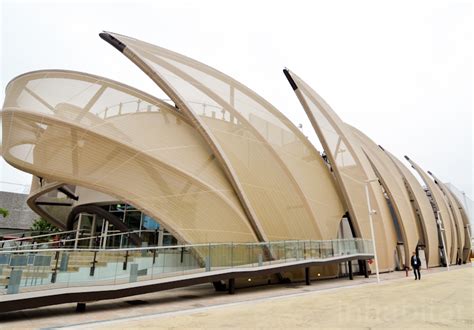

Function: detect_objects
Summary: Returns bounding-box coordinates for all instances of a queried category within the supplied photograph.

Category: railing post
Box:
[90,251,97,276]
[99,218,105,248]
[154,229,159,246]
[51,251,60,283]
[74,214,82,250]
[123,250,129,270]
[89,215,96,249]
[152,249,157,265]
[102,221,109,249]
[230,242,234,268]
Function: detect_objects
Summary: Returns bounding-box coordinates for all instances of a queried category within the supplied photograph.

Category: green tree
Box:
[30,217,59,237]
[0,208,8,218]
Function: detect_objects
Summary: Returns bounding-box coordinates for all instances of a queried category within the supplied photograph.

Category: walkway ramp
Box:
[0,239,373,313]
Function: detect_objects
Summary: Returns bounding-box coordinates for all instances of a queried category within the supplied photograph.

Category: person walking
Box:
[411,252,421,280]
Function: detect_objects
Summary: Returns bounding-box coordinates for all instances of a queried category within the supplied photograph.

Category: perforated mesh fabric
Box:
[349,126,420,267]
[1,70,257,244]
[406,158,457,264]
[428,172,465,261]
[444,185,472,261]
[383,150,440,267]
[106,32,346,241]
[284,70,397,271]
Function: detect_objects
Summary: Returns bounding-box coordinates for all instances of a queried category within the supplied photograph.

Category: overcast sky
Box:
[1,0,472,200]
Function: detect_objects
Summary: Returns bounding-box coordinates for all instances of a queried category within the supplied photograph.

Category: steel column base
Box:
[228,278,235,294]
[76,302,86,313]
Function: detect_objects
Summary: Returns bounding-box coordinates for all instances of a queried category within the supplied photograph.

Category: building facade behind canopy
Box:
[1,32,471,272]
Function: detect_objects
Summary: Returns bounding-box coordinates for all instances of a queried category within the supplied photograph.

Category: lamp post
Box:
[365,178,380,284]
[436,211,449,271]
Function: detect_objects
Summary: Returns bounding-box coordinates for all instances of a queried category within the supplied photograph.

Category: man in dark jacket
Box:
[411,252,421,280]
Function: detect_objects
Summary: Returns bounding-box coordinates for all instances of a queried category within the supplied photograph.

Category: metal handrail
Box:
[1,229,160,250]
[0,238,372,255]
[0,229,83,244]
[0,237,373,301]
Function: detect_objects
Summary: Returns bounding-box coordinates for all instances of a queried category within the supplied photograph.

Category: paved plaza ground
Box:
[1,264,472,329]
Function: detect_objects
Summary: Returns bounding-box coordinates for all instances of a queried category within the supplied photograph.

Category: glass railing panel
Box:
[343,239,349,255]
[0,238,373,295]
[324,240,332,258]
[180,247,202,275]
[5,251,56,294]
[54,250,76,288]
[254,244,264,266]
[209,244,231,269]
[349,239,357,255]
[335,240,342,256]
[23,253,52,292]
[123,249,153,284]
[157,246,189,277]
[285,241,294,261]
[231,244,248,268]
[54,251,97,288]
[90,251,120,285]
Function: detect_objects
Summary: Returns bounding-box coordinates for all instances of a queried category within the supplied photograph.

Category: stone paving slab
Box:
[0,264,471,329]
[89,266,474,329]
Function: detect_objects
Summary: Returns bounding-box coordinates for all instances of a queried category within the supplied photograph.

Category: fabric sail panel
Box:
[1,70,257,245]
[428,172,465,262]
[444,185,472,262]
[284,69,397,271]
[105,32,346,241]
[405,157,457,265]
[349,125,421,268]
[382,150,440,267]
